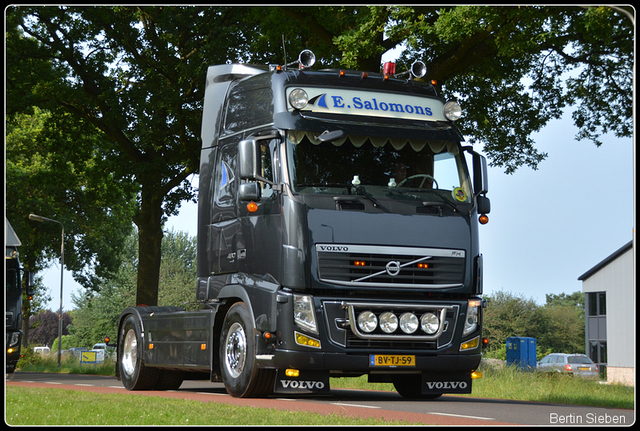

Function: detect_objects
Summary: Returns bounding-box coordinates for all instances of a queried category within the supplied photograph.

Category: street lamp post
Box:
[29,213,64,367]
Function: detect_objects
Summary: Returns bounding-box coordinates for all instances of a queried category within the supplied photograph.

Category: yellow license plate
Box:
[578,367,590,371]
[370,354,415,367]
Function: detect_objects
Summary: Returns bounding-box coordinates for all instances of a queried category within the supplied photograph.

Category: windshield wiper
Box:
[352,185,387,211]
[297,182,350,189]
[422,189,459,214]
[389,188,459,214]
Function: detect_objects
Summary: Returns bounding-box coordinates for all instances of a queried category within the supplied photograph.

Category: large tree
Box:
[6,6,633,306]
[7,6,245,305]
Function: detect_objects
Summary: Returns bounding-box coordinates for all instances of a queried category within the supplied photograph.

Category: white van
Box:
[33,346,51,355]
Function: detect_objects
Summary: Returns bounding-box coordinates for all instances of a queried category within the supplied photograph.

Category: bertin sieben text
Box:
[549,412,627,424]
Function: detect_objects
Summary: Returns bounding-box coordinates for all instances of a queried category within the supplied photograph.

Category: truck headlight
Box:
[420,312,439,334]
[357,311,377,333]
[463,299,481,336]
[379,312,398,334]
[293,295,318,334]
[289,88,309,110]
[443,101,462,121]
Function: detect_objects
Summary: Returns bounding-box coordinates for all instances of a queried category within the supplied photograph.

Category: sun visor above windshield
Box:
[287,130,460,156]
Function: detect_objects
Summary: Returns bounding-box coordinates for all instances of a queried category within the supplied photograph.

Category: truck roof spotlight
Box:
[289,88,309,110]
[444,101,462,121]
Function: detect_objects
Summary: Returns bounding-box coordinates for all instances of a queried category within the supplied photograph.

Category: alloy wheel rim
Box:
[224,322,247,378]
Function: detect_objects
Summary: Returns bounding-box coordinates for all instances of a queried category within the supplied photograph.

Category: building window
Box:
[586,291,607,378]
[587,292,606,316]
[598,292,606,315]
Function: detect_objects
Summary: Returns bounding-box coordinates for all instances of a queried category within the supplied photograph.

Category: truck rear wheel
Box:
[219,302,274,397]
[119,314,160,390]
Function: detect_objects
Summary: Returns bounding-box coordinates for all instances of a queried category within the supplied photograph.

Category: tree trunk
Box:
[133,187,164,306]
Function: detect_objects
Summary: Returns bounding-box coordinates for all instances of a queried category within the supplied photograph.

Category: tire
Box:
[392,375,442,400]
[119,314,160,390]
[219,302,275,398]
[155,370,184,390]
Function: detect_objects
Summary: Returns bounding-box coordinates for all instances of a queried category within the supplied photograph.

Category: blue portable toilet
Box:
[506,337,537,371]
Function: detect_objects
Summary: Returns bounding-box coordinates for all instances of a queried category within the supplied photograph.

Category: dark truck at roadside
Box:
[115,50,490,399]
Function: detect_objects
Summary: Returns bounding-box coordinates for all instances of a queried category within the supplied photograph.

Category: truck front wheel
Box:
[119,314,160,390]
[219,302,274,397]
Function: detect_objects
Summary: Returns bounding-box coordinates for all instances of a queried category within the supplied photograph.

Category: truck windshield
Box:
[286,130,471,204]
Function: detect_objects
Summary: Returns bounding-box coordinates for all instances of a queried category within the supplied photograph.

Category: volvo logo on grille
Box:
[385,260,401,276]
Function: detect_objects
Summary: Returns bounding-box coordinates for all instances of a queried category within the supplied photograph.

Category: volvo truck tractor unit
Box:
[116,50,491,399]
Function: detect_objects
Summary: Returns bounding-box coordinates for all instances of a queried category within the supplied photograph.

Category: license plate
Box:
[370,354,415,367]
[578,367,590,371]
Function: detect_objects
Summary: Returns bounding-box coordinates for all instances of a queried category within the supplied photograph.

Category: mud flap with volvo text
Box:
[273,369,330,395]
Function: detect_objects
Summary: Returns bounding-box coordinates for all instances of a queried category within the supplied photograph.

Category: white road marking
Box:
[331,402,381,409]
[195,392,227,396]
[427,412,495,421]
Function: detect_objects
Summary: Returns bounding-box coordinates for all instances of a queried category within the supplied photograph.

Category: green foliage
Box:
[51,335,75,353]
[6,106,137,291]
[482,290,586,360]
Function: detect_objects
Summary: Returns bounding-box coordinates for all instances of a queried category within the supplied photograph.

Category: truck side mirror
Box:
[25,270,35,288]
[477,195,491,214]
[238,139,261,180]
[472,152,489,196]
[239,182,262,202]
[23,270,36,300]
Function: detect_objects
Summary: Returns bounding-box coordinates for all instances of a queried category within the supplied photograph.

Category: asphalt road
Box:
[7,372,635,425]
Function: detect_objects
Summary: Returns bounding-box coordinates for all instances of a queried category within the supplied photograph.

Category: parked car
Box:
[537,353,599,378]
[92,342,115,359]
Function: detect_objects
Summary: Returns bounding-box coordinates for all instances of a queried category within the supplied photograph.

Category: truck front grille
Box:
[316,244,465,288]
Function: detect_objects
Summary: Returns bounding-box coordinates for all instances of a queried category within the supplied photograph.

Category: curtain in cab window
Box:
[287,130,459,155]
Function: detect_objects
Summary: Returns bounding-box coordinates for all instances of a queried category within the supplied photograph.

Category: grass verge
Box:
[459,363,634,410]
[17,353,116,376]
[5,386,413,426]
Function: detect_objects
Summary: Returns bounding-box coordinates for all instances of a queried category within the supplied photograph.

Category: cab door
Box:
[210,137,241,274]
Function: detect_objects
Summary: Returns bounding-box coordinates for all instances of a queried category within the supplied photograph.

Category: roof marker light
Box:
[383,62,395,77]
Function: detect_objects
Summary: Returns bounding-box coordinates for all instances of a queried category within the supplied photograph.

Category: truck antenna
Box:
[282,34,287,67]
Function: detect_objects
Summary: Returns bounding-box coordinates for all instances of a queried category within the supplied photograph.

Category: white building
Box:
[578,240,634,386]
